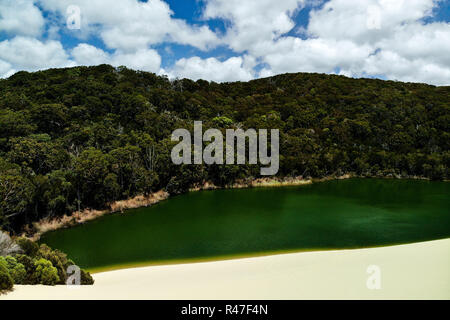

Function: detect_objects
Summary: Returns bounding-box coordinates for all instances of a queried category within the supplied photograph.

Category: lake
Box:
[41,179,450,271]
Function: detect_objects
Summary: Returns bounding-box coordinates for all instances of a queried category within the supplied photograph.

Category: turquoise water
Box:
[41,179,450,270]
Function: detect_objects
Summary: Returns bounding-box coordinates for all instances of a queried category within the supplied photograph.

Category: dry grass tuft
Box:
[110,190,169,212]
[29,190,169,241]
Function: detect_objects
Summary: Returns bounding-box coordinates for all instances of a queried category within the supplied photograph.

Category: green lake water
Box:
[41,179,450,271]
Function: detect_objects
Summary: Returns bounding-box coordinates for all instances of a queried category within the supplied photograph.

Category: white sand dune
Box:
[2,239,449,300]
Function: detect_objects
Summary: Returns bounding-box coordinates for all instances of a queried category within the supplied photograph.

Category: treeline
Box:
[0,65,448,232]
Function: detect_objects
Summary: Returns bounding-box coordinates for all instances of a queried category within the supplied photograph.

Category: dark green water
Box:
[41,179,450,270]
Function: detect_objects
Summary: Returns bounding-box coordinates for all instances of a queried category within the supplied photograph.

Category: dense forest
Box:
[0,65,448,233]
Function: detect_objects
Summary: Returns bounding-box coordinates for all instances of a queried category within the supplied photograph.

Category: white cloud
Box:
[204,0,305,53]
[202,0,449,85]
[307,0,436,44]
[39,0,219,51]
[71,44,161,73]
[0,0,45,37]
[0,0,448,85]
[363,50,450,85]
[169,56,255,82]
[0,37,74,77]
[378,22,450,67]
[0,60,15,78]
[260,37,372,75]
[110,49,161,72]
[302,0,450,84]
[71,43,110,66]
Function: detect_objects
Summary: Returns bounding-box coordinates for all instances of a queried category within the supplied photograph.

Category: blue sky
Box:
[0,0,449,84]
[38,0,324,68]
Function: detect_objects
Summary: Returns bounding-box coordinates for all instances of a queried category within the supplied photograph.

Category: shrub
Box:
[0,256,6,267]
[15,254,36,284]
[38,244,94,285]
[16,237,39,257]
[2,239,94,288]
[81,270,95,285]
[0,258,13,291]
[4,256,26,284]
[38,244,69,284]
[32,258,59,286]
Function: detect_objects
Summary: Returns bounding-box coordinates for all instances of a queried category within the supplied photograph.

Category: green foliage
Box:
[0,169,35,224]
[212,116,233,127]
[81,269,95,285]
[32,258,59,286]
[0,257,13,291]
[0,109,35,139]
[0,65,448,232]
[2,256,26,284]
[13,241,94,286]
[15,254,36,284]
[16,237,39,257]
[38,244,70,284]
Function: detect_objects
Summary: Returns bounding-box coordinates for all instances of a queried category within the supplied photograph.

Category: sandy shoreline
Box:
[2,238,449,300]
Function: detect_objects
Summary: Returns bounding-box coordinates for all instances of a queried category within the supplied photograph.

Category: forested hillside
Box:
[0,65,448,232]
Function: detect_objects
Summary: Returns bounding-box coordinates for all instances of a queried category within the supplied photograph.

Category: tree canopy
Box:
[0,65,448,232]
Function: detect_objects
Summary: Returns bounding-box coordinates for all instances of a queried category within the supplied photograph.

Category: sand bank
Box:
[2,239,449,300]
